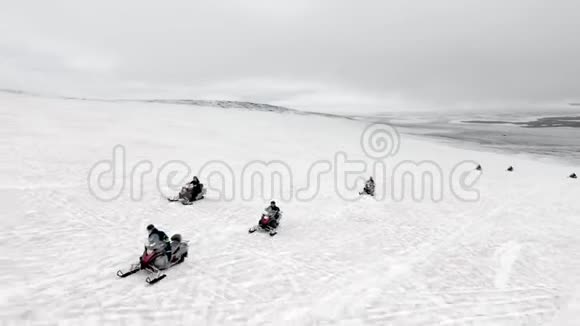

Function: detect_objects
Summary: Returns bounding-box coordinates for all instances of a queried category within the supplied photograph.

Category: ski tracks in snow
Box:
[2,171,578,325]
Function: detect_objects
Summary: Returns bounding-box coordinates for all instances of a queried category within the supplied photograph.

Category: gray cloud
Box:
[1,0,579,112]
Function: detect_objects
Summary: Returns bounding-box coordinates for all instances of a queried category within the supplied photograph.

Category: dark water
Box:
[463,116,580,128]
[365,111,580,164]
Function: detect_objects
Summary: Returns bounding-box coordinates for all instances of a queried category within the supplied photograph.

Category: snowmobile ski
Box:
[248,225,277,236]
[168,196,204,205]
[116,267,140,278]
[145,274,167,284]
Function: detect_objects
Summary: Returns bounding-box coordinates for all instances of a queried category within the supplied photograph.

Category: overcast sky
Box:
[1,0,579,112]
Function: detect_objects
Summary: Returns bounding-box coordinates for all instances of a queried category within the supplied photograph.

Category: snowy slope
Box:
[1,93,579,325]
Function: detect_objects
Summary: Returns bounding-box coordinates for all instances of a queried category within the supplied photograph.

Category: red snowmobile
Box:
[116,234,189,284]
[248,211,281,237]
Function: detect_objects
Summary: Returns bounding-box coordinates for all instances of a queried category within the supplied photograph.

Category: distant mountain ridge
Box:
[141,99,294,113]
[0,88,355,120]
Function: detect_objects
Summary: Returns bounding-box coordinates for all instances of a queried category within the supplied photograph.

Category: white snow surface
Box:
[1,93,579,325]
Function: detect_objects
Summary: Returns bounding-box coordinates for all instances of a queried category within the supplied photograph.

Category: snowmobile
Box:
[248,211,281,237]
[359,178,375,197]
[116,234,189,284]
[359,186,375,197]
[167,187,207,205]
[359,189,374,196]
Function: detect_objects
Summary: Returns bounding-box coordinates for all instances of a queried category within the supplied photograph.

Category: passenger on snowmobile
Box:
[362,177,375,196]
[169,234,188,264]
[260,201,282,229]
[188,176,205,201]
[147,224,171,260]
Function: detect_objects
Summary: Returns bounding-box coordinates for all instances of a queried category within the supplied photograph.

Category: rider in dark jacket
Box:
[147,224,171,259]
[362,177,375,196]
[188,176,204,201]
[261,201,281,229]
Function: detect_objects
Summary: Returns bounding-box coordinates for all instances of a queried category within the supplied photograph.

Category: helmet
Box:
[146,224,155,231]
[171,234,182,242]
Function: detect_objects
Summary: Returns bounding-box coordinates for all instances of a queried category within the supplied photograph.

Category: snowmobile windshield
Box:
[145,242,157,253]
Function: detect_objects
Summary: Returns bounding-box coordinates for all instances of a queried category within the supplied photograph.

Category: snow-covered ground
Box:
[1,93,579,325]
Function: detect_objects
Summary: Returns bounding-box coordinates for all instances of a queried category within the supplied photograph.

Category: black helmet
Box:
[146,224,155,231]
[270,201,276,205]
[171,234,182,242]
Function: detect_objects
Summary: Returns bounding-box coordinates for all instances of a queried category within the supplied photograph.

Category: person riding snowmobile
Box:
[188,176,204,201]
[178,183,194,201]
[260,201,282,229]
[147,224,171,260]
[174,176,204,204]
[362,177,375,196]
